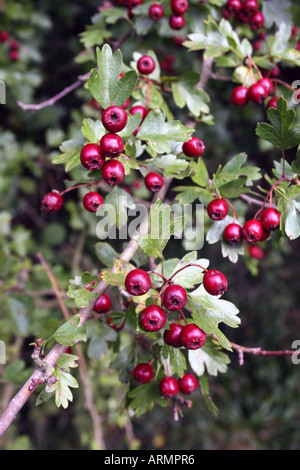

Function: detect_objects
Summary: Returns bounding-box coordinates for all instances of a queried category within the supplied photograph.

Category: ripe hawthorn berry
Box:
[132,363,154,384]
[102,159,125,186]
[231,86,249,106]
[139,305,166,332]
[171,0,189,15]
[242,219,263,243]
[125,268,151,296]
[130,105,147,120]
[243,0,259,15]
[248,82,269,104]
[101,106,128,133]
[163,284,187,311]
[100,133,124,159]
[225,0,242,14]
[180,323,207,350]
[169,14,185,30]
[94,293,111,314]
[266,97,278,109]
[163,323,184,348]
[0,31,9,42]
[223,223,243,245]
[260,208,281,231]
[207,198,229,220]
[137,55,156,75]
[10,50,19,61]
[41,192,63,212]
[107,316,125,331]
[182,137,205,158]
[250,11,265,30]
[249,245,264,260]
[178,373,198,394]
[257,77,274,97]
[82,192,104,213]
[235,11,249,24]
[144,172,164,192]
[149,3,164,20]
[127,0,142,8]
[80,143,105,170]
[203,270,228,296]
[159,376,179,397]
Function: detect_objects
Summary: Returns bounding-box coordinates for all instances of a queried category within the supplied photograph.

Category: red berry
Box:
[207,198,229,221]
[102,106,128,133]
[182,137,205,158]
[203,270,228,296]
[249,245,264,260]
[133,363,154,384]
[128,0,143,8]
[139,305,166,332]
[100,133,124,158]
[9,40,19,50]
[252,40,262,52]
[248,82,268,104]
[243,0,259,15]
[107,316,125,331]
[80,143,105,170]
[260,208,281,231]
[82,192,104,213]
[260,228,271,241]
[178,373,198,394]
[171,0,189,14]
[257,77,274,97]
[266,97,278,109]
[169,14,185,30]
[137,55,156,75]
[0,31,9,42]
[180,323,207,350]
[235,11,249,24]
[231,86,249,106]
[163,285,187,311]
[223,223,243,245]
[9,50,19,61]
[125,268,151,296]
[144,172,164,192]
[149,3,164,20]
[225,0,242,14]
[130,105,147,120]
[250,11,264,30]
[159,376,179,397]
[94,293,111,314]
[102,159,125,186]
[163,323,184,348]
[41,192,63,212]
[242,219,263,243]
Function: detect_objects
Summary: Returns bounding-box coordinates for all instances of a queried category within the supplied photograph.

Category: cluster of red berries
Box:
[231,76,278,110]
[133,361,199,397]
[223,0,264,30]
[0,31,19,61]
[207,197,281,252]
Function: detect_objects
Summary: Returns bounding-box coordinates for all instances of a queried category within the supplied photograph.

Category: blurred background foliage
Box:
[1,0,300,450]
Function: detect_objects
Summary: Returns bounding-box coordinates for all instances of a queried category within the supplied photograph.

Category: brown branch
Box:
[230,341,294,366]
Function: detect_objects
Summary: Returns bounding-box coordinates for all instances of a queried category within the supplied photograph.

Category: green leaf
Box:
[199,375,219,417]
[170,251,209,289]
[52,139,85,172]
[103,186,136,230]
[285,199,300,240]
[163,346,187,378]
[188,337,230,377]
[172,72,210,117]
[128,382,168,417]
[81,118,106,143]
[52,315,87,346]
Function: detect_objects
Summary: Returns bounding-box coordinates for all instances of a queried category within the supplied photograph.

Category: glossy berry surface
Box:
[180,323,207,350]
[260,208,281,231]
[257,77,274,97]
[128,0,143,7]
[225,0,242,14]
[137,55,156,75]
[163,323,184,348]
[178,374,198,394]
[249,245,265,260]
[163,284,187,311]
[101,105,128,133]
[41,192,63,212]
[223,223,243,245]
[100,133,124,158]
[149,3,164,20]
[159,376,179,397]
[248,82,268,104]
[80,143,104,170]
[242,219,263,243]
[125,268,151,296]
[182,137,205,158]
[139,305,166,332]
[169,14,185,30]
[243,0,259,14]
[102,159,125,186]
[82,192,104,213]
[144,172,164,192]
[203,270,228,296]
[266,97,278,109]
[130,105,147,120]
[171,0,189,14]
[250,11,265,30]
[207,198,229,220]
[231,86,249,106]
[132,363,154,384]
[94,293,111,314]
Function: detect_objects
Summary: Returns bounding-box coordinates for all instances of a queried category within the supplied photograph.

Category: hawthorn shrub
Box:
[1,0,300,451]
